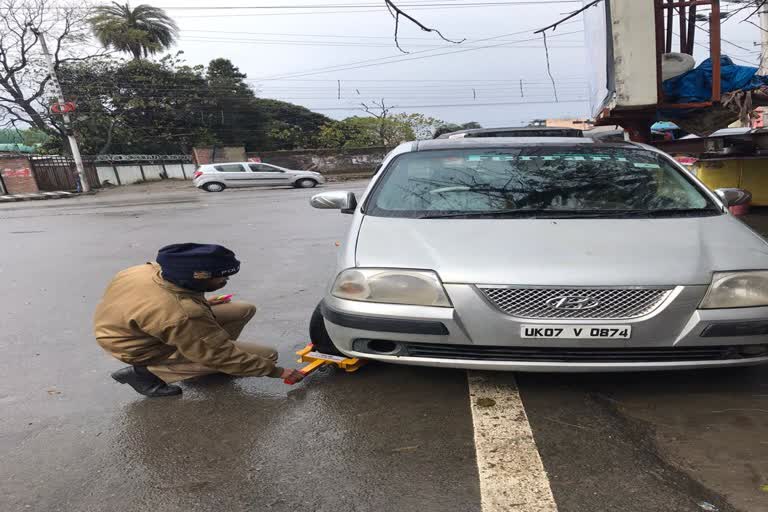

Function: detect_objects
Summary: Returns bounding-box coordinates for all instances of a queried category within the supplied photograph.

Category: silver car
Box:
[309,137,768,372]
[193,162,325,192]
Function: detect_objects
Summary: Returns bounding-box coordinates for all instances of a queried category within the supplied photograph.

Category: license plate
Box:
[520,325,632,339]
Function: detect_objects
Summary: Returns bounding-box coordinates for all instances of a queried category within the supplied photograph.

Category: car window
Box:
[214,164,245,173]
[249,164,283,173]
[366,147,716,218]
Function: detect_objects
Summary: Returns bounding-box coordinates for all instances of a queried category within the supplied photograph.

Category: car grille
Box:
[479,287,671,320]
[401,343,754,362]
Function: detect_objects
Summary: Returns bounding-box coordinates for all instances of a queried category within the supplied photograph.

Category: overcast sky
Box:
[133,0,761,127]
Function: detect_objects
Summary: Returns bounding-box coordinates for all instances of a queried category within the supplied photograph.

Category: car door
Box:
[248,163,293,187]
[213,163,253,188]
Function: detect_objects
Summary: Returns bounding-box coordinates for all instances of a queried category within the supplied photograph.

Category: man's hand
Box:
[207,294,233,306]
[281,368,305,385]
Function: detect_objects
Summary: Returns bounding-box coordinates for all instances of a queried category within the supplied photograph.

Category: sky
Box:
[101,0,765,128]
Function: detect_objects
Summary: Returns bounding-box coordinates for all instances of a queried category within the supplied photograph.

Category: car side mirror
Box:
[715,188,752,207]
[310,191,358,214]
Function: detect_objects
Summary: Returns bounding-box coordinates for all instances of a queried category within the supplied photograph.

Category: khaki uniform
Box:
[94,263,282,383]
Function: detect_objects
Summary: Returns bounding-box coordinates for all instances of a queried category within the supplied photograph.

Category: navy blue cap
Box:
[156,243,240,282]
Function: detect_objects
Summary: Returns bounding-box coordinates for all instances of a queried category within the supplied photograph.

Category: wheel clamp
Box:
[284,344,367,384]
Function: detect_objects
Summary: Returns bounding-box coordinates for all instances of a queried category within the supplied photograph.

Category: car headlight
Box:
[700,271,768,309]
[331,268,452,307]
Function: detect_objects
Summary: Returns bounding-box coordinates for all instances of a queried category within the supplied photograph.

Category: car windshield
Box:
[366,146,719,218]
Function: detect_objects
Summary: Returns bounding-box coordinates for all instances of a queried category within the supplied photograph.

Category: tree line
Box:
[0,0,480,155]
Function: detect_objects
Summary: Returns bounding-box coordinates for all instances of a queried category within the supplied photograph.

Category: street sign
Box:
[50,102,76,114]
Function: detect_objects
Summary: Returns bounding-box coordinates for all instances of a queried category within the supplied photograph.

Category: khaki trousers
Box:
[147,301,278,383]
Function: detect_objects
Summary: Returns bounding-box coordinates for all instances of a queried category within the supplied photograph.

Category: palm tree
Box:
[90,3,179,60]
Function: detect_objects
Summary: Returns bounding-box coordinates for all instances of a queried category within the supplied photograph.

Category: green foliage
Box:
[21,128,50,146]
[317,117,378,148]
[252,98,331,150]
[433,121,482,138]
[315,112,447,149]
[90,2,179,60]
[0,128,49,146]
[391,113,444,140]
[0,129,22,144]
[56,56,331,154]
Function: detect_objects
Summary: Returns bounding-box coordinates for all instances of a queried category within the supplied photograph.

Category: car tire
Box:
[309,302,342,355]
[202,182,226,192]
[295,179,318,189]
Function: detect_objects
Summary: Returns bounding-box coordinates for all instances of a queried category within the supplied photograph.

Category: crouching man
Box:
[93,243,304,398]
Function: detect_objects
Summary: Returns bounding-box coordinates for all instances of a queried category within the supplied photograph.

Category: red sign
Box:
[675,156,698,167]
[50,102,76,114]
[1,167,31,178]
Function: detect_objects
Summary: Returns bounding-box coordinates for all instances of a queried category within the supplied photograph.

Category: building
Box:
[545,118,595,130]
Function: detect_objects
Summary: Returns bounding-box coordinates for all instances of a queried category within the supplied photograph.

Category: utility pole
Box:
[30,26,90,192]
[760,5,768,75]
[758,5,768,127]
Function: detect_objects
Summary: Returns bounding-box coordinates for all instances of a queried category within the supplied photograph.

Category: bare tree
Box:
[0,0,105,141]
[384,0,465,53]
[361,98,398,145]
[361,98,396,120]
[723,0,767,24]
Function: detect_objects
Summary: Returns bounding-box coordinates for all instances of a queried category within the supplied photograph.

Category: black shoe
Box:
[111,366,182,397]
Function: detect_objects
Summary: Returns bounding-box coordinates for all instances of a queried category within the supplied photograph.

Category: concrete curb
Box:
[0,190,96,203]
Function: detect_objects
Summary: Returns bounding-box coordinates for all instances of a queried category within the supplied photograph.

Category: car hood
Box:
[354,215,768,286]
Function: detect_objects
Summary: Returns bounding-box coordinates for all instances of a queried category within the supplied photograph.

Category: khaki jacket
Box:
[93,263,281,377]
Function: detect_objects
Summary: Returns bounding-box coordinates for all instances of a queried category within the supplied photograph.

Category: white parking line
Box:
[468,372,558,512]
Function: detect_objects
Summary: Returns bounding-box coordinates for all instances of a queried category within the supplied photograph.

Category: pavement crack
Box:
[590,393,743,512]
[540,416,600,432]
[709,408,768,414]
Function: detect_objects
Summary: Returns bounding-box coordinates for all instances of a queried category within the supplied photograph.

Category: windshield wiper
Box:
[418,207,721,219]
[610,208,721,218]
[419,209,602,219]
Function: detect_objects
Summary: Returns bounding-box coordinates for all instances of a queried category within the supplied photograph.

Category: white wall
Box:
[583,0,611,116]
[96,165,118,185]
[142,164,164,181]
[94,162,193,186]
[115,165,144,185]
[164,164,186,179]
[609,0,658,107]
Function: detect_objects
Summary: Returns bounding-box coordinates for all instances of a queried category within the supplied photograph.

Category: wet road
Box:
[1,184,766,512]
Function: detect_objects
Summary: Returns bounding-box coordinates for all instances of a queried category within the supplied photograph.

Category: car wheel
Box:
[309,302,342,355]
[296,179,317,189]
[202,182,226,192]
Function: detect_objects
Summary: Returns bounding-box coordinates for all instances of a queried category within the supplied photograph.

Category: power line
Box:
[182,37,585,49]
[172,2,582,17]
[181,28,577,40]
[673,30,758,65]
[303,98,589,110]
[246,78,589,82]
[254,29,583,80]
[157,1,583,8]
[249,27,576,80]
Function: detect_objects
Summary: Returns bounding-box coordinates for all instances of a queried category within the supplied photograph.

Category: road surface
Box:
[1,182,766,512]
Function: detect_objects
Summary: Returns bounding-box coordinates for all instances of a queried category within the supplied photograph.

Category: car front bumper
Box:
[322,285,768,372]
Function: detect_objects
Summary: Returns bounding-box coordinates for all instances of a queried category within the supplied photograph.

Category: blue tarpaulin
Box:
[662,56,768,104]
[651,121,679,131]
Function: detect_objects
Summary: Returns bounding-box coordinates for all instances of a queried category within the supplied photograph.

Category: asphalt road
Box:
[1,182,767,512]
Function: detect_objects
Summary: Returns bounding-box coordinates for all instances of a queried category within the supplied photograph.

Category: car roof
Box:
[412,137,639,151]
[437,126,584,139]
[203,161,277,166]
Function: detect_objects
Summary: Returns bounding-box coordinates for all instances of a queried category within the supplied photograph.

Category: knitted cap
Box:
[156,243,240,281]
